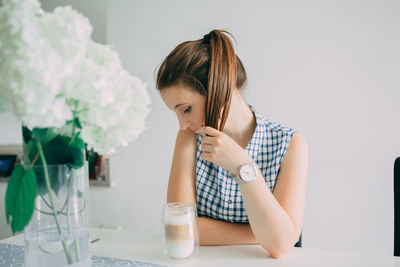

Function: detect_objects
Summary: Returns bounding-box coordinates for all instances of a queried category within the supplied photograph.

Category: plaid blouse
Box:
[195,106,296,223]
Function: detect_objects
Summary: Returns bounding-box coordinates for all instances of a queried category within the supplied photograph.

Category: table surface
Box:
[1,227,400,267]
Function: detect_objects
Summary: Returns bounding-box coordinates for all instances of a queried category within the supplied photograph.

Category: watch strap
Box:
[230,172,245,184]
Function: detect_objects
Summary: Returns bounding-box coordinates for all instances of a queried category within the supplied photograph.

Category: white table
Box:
[1,227,400,267]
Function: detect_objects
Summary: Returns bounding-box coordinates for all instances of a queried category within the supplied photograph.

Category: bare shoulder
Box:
[176,129,197,141]
[279,132,308,171]
[289,132,307,149]
[174,129,197,155]
[176,130,196,144]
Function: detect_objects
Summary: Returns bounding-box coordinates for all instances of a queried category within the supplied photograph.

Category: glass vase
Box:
[24,164,91,267]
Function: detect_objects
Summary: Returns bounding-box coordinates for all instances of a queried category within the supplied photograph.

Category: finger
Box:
[203,126,220,136]
[200,151,213,162]
[201,136,215,145]
[195,127,206,137]
[196,126,220,137]
[201,143,213,153]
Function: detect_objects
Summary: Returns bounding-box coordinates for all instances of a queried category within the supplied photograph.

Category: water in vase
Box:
[24,226,91,267]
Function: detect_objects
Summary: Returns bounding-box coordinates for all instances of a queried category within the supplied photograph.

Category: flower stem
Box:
[28,150,40,169]
[36,140,73,264]
[66,176,81,262]
[69,102,79,146]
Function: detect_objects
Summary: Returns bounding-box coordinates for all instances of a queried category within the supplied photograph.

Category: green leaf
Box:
[25,135,85,197]
[32,128,47,141]
[73,137,85,150]
[32,128,57,143]
[41,137,84,169]
[5,165,37,233]
[65,117,82,130]
[34,167,60,197]
[73,117,82,129]
[5,166,25,224]
[34,137,83,195]
[24,139,39,166]
[22,126,32,144]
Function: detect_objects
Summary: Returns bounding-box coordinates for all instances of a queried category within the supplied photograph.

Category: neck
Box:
[223,90,256,147]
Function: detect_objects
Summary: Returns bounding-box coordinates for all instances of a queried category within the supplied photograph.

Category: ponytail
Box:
[205,30,237,130]
[156,29,247,131]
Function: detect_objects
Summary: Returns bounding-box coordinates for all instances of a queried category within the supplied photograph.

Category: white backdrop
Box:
[0,0,399,255]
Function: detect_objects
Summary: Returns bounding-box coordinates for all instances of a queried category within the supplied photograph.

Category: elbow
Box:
[259,229,301,258]
[269,249,289,259]
[260,239,295,259]
[266,246,291,259]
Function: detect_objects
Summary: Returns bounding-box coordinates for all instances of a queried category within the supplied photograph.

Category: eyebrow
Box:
[174,103,187,109]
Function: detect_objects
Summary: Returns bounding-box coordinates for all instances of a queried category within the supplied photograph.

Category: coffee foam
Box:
[165,209,194,225]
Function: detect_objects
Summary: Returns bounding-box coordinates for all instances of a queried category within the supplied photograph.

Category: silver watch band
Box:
[230,172,245,184]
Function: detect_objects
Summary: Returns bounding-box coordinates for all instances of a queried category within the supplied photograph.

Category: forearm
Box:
[239,174,298,258]
[199,216,257,246]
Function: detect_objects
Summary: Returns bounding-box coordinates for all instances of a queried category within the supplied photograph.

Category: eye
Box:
[183,106,192,114]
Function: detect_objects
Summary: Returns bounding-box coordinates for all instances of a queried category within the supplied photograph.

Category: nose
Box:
[178,117,192,130]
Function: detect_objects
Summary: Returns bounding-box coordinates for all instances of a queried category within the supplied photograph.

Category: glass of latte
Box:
[162,202,199,260]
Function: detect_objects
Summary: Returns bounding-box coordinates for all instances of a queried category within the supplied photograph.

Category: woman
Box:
[156,30,308,258]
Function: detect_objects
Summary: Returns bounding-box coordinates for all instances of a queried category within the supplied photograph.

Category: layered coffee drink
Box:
[162,203,198,259]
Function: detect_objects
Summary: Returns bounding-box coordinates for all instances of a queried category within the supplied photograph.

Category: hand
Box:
[195,126,252,174]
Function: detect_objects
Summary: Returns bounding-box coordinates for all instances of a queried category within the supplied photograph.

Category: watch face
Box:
[239,164,257,182]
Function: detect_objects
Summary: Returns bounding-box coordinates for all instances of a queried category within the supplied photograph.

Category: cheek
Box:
[197,110,205,124]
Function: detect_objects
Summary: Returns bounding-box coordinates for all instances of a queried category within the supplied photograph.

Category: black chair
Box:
[295,233,302,248]
[394,157,400,256]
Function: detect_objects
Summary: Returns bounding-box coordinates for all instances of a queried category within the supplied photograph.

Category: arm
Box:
[240,133,308,258]
[197,127,308,258]
[167,129,257,245]
[166,129,197,203]
[199,217,257,245]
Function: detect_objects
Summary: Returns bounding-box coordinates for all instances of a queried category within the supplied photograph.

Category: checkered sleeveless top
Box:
[195,106,296,223]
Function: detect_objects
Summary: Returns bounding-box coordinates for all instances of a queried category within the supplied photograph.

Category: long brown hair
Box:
[156,30,247,131]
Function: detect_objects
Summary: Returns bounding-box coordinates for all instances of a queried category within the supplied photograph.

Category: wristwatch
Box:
[230,162,258,184]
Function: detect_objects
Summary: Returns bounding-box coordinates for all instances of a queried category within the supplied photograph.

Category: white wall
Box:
[40,0,108,44]
[0,0,399,255]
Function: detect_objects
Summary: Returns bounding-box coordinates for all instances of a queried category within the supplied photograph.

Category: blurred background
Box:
[0,0,399,255]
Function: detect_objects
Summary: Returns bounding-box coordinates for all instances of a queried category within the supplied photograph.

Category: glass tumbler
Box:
[162,202,199,260]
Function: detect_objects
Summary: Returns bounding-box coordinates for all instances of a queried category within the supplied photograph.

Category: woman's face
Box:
[160,84,206,132]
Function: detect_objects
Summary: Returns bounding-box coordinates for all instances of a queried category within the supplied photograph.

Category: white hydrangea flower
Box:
[0,0,150,154]
[76,41,150,154]
[0,0,92,128]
